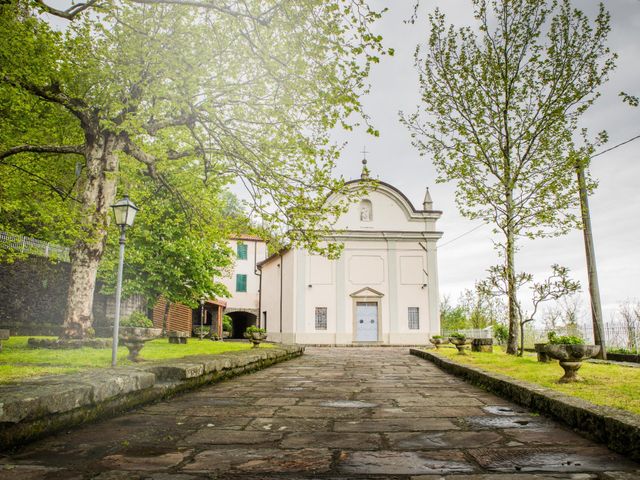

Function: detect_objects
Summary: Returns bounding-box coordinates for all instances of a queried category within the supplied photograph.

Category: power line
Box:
[438,221,488,248]
[436,133,640,250]
[591,133,640,159]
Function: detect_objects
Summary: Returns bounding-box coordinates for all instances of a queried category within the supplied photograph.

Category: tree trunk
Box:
[162,299,172,336]
[61,131,119,339]
[505,193,519,355]
[576,161,606,359]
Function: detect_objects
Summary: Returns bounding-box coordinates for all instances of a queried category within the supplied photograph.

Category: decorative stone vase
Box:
[244,331,267,348]
[544,344,601,383]
[449,337,468,355]
[119,327,162,362]
[534,343,550,362]
[222,330,231,339]
[429,337,447,349]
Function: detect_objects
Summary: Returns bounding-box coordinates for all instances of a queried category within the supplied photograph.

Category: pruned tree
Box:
[478,264,580,355]
[401,0,616,354]
[0,0,390,338]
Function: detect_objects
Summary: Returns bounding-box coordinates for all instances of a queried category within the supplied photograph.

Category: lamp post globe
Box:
[110,195,139,367]
[112,195,139,228]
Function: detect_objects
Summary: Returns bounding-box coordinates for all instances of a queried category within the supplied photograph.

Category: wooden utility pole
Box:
[576,160,607,360]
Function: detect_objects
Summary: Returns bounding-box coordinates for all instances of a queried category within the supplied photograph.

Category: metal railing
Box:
[0,231,70,262]
[441,327,493,339]
[443,322,639,353]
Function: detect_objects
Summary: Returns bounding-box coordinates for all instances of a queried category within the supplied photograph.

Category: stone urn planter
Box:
[429,337,447,349]
[448,336,468,355]
[534,343,550,362]
[544,344,601,383]
[119,327,162,362]
[244,330,267,348]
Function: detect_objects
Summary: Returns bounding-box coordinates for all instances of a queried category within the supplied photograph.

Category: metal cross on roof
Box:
[361,146,369,164]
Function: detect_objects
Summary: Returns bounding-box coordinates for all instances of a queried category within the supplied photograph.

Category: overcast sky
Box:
[332,0,640,325]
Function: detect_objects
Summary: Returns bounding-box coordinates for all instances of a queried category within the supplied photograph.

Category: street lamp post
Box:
[199,298,205,340]
[110,195,139,367]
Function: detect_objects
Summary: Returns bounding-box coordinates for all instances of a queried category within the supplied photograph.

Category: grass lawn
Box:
[0,336,270,384]
[432,345,640,415]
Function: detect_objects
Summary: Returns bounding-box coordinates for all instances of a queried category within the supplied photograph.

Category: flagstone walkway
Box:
[1,347,638,479]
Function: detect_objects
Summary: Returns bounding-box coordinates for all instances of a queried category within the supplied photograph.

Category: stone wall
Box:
[0,256,144,335]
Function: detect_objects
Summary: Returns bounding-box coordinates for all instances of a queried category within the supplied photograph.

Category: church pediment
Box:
[350,287,384,298]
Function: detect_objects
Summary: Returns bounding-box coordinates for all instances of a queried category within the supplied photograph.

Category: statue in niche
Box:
[360,200,372,222]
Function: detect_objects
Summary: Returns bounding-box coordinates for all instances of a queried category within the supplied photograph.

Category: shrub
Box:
[547,331,584,345]
[222,315,233,332]
[245,326,266,334]
[607,347,638,355]
[193,326,211,336]
[121,311,153,328]
[493,324,509,344]
[431,335,444,339]
[449,332,466,341]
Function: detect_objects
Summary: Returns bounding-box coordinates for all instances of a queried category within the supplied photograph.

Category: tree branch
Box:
[0,144,85,161]
[2,76,89,125]
[34,0,100,20]
[128,0,278,26]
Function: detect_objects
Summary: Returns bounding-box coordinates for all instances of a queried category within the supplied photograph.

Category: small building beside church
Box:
[258,165,443,345]
[218,235,268,337]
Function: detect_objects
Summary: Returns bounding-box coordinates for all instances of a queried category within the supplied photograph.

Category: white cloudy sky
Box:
[332,0,640,324]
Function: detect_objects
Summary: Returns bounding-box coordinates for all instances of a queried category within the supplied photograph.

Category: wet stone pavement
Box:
[1,347,639,479]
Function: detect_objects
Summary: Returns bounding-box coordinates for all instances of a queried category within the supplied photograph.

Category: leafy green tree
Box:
[97,160,249,314]
[440,295,469,331]
[459,288,506,329]
[402,0,615,354]
[0,1,390,338]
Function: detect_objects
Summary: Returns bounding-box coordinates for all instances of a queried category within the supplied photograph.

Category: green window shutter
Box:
[237,243,248,260]
[236,274,247,292]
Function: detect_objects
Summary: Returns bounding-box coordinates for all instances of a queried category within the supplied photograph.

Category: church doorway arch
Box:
[226,310,257,339]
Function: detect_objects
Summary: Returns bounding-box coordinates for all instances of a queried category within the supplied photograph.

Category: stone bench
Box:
[0,329,9,351]
[471,337,493,353]
[168,330,190,344]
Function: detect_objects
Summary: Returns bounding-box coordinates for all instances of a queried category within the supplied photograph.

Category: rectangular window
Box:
[315,307,327,330]
[237,243,248,260]
[408,307,419,330]
[236,274,247,292]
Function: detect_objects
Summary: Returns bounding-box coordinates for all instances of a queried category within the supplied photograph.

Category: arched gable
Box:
[327,179,440,232]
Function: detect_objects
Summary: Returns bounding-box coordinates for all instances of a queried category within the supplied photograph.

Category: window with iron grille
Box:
[315,307,327,330]
[408,307,419,330]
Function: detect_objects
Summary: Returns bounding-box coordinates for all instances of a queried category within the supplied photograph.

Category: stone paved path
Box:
[1,347,639,479]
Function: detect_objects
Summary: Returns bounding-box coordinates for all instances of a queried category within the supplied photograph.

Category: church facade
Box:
[258,172,443,345]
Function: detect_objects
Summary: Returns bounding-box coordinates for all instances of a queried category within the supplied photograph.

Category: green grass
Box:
[0,336,270,384]
[432,346,640,415]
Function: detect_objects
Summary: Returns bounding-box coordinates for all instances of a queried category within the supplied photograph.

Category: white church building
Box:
[257,164,443,345]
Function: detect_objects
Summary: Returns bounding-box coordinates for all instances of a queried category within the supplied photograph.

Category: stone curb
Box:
[0,345,304,450]
[410,348,640,462]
